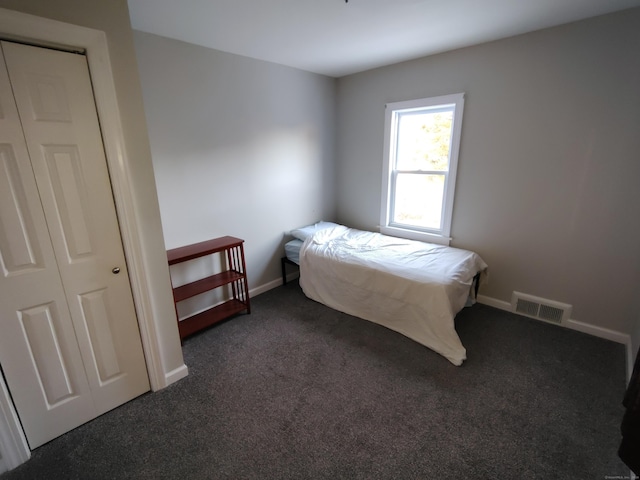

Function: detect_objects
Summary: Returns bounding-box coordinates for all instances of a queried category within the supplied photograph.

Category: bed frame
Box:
[281,256,298,285]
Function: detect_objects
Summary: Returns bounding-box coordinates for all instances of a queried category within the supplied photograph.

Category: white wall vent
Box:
[510,292,572,325]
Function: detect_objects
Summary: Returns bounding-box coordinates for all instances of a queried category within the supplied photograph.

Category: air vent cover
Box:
[511,292,571,325]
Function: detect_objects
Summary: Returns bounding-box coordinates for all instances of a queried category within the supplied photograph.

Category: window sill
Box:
[379,225,451,246]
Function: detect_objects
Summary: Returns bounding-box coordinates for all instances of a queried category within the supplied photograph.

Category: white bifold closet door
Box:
[0,40,149,449]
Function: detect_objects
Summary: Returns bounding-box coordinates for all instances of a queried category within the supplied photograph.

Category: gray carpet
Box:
[1,283,629,479]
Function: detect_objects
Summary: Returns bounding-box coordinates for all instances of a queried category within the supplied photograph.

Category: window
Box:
[380,93,465,245]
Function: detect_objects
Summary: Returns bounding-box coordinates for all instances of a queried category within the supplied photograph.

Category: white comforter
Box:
[299,226,487,366]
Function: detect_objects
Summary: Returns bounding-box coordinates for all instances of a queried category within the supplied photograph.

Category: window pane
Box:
[396,110,453,171]
[392,173,444,230]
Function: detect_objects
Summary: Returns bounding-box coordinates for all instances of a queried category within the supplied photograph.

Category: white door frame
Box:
[0,8,168,470]
[0,373,29,472]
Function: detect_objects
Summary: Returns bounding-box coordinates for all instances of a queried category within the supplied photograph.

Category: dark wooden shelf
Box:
[177,299,247,339]
[167,236,250,341]
[172,270,244,302]
[167,236,243,265]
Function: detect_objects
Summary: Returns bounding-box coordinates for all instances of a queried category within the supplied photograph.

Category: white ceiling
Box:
[127,0,639,78]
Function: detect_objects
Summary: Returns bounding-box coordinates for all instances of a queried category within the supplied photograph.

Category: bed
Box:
[283,222,487,366]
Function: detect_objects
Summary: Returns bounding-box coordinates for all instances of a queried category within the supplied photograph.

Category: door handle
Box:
[112,267,121,274]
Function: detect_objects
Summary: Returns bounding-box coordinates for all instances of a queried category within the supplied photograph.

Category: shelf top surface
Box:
[167,236,244,264]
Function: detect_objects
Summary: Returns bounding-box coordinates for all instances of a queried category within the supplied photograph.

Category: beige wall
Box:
[0,0,186,381]
[336,8,640,336]
[133,31,337,302]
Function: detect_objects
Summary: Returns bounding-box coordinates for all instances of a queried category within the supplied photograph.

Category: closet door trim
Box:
[0,7,175,470]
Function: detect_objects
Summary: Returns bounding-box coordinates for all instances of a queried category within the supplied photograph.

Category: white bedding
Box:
[299,226,487,366]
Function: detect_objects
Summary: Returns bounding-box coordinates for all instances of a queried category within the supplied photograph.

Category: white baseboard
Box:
[249,272,299,298]
[163,364,189,388]
[476,294,510,311]
[477,294,633,379]
[563,318,629,345]
[477,294,628,343]
[250,278,281,297]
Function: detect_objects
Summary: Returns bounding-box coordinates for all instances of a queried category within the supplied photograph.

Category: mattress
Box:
[284,239,304,265]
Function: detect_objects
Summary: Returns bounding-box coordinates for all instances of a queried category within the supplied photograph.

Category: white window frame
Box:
[380,93,465,246]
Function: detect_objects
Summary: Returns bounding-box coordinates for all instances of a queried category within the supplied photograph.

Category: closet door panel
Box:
[3,41,150,417]
[0,45,95,449]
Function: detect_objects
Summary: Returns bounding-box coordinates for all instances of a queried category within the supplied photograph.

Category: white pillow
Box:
[290,221,341,241]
